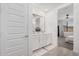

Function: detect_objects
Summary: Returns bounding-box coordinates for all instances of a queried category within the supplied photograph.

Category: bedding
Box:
[64,32,73,43]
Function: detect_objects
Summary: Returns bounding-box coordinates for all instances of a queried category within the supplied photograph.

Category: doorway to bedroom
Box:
[57,4,73,50]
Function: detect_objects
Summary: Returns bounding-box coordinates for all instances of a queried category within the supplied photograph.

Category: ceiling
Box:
[32,3,73,19]
[58,4,73,20]
[32,3,65,16]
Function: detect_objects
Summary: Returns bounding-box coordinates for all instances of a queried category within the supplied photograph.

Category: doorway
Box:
[57,4,74,50]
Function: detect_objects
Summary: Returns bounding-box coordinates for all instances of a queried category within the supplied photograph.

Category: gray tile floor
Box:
[43,37,79,56]
[32,44,55,56]
[43,47,79,56]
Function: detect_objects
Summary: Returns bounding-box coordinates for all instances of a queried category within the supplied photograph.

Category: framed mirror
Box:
[32,14,45,33]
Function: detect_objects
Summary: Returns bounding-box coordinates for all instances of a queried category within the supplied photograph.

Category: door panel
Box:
[1,3,28,56]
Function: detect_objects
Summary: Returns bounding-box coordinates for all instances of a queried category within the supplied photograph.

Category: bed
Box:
[64,32,73,44]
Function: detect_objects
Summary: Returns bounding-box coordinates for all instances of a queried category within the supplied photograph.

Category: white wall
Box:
[45,9,58,47]
[73,4,79,53]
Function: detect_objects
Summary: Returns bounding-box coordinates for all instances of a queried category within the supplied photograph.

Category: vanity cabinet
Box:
[47,33,52,45]
[32,34,40,50]
[32,33,52,50]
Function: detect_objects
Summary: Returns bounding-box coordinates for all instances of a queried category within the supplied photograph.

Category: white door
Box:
[0,3,28,56]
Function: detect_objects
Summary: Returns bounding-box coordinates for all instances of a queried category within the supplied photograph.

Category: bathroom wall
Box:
[45,9,58,47]
[73,4,79,53]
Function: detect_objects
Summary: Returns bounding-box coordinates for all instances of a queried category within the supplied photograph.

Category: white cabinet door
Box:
[0,3,28,56]
[43,34,48,46]
[46,34,49,45]
[40,34,47,47]
[32,35,40,50]
[47,33,52,45]
[40,34,44,47]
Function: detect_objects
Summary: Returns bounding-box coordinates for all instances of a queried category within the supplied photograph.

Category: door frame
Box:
[26,4,33,56]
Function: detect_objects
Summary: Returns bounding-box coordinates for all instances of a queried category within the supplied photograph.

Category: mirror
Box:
[32,14,45,33]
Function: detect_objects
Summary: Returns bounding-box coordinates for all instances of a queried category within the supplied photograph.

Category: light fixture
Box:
[66,14,69,19]
[66,14,69,32]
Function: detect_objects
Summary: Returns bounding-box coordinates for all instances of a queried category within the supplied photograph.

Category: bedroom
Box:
[57,4,74,50]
